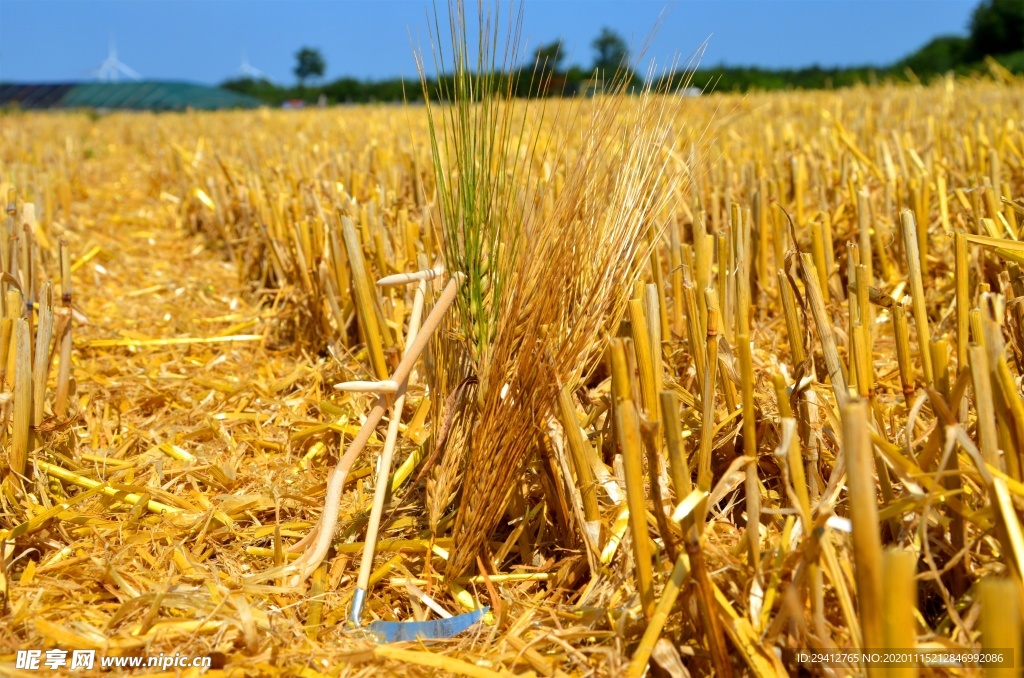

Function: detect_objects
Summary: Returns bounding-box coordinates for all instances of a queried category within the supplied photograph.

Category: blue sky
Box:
[0,1,978,85]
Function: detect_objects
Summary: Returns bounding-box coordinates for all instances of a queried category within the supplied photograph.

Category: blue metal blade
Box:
[366,607,488,643]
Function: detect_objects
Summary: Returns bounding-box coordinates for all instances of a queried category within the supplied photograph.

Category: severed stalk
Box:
[881,548,918,678]
[980,577,1022,678]
[683,274,707,397]
[901,210,933,385]
[342,215,389,380]
[892,302,916,403]
[954,231,970,377]
[698,290,720,493]
[9,318,32,479]
[556,386,600,538]
[611,339,655,618]
[845,399,884,656]
[779,269,807,367]
[626,552,691,678]
[32,283,53,437]
[969,344,1000,468]
[54,240,73,417]
[687,531,732,677]
[855,263,874,397]
[660,390,691,503]
[736,211,760,570]
[798,252,849,408]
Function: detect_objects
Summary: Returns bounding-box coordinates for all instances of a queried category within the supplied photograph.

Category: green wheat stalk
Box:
[417,0,545,364]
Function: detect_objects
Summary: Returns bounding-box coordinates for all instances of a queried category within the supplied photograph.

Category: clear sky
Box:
[0,0,979,85]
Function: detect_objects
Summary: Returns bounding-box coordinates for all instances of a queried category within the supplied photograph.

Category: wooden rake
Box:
[284,267,462,629]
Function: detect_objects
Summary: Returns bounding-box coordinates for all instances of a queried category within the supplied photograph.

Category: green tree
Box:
[592,28,628,75]
[968,0,1024,60]
[899,35,969,74]
[294,47,326,89]
[533,40,565,71]
[528,40,566,96]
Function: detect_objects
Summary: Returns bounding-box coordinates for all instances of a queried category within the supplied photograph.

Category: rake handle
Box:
[289,276,460,585]
[351,280,426,624]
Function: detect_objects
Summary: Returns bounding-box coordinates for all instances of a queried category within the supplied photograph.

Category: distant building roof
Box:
[0,81,261,111]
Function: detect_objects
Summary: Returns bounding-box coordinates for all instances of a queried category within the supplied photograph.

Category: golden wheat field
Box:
[1,70,1024,677]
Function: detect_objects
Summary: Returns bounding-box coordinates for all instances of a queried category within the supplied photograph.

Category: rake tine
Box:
[377,266,445,287]
[333,379,400,393]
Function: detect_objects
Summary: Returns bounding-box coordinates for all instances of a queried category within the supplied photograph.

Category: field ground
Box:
[2,76,1024,677]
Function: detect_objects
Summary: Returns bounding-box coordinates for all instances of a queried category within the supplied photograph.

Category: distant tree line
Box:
[223,0,1022,104]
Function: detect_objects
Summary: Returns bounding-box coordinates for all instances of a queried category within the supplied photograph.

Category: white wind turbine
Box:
[94,37,141,82]
[234,49,267,80]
